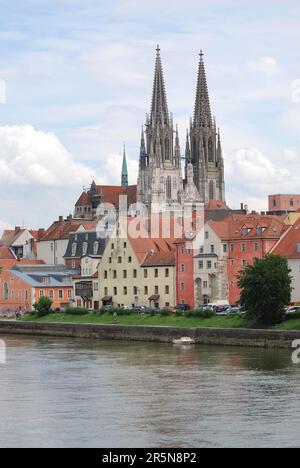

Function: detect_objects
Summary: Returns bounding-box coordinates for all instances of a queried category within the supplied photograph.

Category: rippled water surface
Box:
[0,335,299,448]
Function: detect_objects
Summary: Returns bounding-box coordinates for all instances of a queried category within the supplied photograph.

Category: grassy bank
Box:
[22,312,247,329]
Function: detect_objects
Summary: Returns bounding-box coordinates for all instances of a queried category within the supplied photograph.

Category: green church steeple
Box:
[121,144,128,187]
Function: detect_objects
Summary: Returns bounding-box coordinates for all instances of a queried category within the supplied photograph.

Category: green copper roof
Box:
[121,145,128,187]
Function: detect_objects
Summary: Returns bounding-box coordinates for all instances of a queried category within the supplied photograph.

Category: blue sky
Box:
[0,0,299,230]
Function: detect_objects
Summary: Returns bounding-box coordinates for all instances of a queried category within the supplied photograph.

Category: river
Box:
[0,335,299,448]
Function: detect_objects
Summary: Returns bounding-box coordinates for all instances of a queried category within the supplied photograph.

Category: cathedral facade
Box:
[137,47,225,211]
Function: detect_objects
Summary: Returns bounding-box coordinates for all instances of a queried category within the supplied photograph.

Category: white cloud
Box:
[248,56,279,73]
[100,152,139,186]
[0,125,96,187]
[225,147,300,211]
[0,220,13,237]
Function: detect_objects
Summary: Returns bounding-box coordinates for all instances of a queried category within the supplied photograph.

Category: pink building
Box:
[269,194,300,213]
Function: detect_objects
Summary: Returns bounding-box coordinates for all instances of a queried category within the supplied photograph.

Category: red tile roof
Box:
[208,214,288,241]
[0,246,15,259]
[75,185,137,209]
[40,217,97,242]
[206,200,231,210]
[118,217,176,267]
[272,217,300,259]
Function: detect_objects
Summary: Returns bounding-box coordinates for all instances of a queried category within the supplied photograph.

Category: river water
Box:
[0,335,299,448]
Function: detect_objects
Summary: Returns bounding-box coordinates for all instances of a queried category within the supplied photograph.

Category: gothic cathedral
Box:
[137,47,225,210]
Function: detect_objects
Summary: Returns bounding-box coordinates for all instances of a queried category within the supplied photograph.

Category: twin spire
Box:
[150,46,212,129]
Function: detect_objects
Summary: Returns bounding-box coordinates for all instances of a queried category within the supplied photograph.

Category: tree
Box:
[33,296,53,317]
[238,254,292,326]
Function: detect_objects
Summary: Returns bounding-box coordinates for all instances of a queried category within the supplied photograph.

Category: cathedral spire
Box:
[193,50,212,128]
[150,45,169,126]
[185,130,191,163]
[121,144,128,187]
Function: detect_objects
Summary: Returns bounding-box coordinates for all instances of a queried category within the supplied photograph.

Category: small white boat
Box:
[172,337,196,345]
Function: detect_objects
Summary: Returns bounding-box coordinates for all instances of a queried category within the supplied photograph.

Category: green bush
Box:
[185,309,215,319]
[33,296,53,317]
[64,307,90,316]
[160,308,173,316]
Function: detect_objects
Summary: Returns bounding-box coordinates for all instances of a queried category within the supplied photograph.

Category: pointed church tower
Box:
[137,46,183,211]
[187,51,225,204]
[121,144,128,187]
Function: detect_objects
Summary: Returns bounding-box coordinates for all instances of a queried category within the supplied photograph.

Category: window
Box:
[155,269,159,278]
[144,286,148,295]
[124,242,127,249]
[49,290,54,300]
[113,271,117,279]
[68,290,72,299]
[256,226,262,236]
[254,243,259,252]
[124,287,128,295]
[180,264,185,273]
[109,257,112,264]
[166,176,172,199]
[199,260,204,269]
[207,261,212,269]
[165,269,169,278]
[165,286,170,294]
[133,269,137,279]
[290,199,294,207]
[50,243,54,252]
[104,287,108,296]
[205,231,209,240]
[18,290,22,301]
[104,271,108,279]
[242,227,250,236]
[144,269,148,279]
[242,244,246,253]
[230,260,234,266]
[93,283,98,292]
[71,243,77,256]
[40,290,45,298]
[133,286,138,295]
[203,281,208,289]
[223,244,228,253]
[209,180,215,200]
[297,243,300,253]
[180,283,185,291]
[128,257,132,263]
[58,290,63,299]
[123,270,127,279]
[118,257,122,264]
[242,260,247,267]
[72,260,76,269]
[93,242,99,255]
[210,245,215,254]
[230,244,234,252]
[114,287,117,295]
[25,290,28,302]
[111,244,115,250]
[155,286,159,295]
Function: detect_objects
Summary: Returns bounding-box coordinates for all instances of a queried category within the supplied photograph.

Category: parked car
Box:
[285,306,300,315]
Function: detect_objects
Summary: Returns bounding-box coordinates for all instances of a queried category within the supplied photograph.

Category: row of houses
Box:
[1,207,300,314]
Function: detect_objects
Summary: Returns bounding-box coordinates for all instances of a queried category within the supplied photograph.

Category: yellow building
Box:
[98,218,176,309]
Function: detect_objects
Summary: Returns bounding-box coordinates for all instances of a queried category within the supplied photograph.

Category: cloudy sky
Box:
[0,0,299,231]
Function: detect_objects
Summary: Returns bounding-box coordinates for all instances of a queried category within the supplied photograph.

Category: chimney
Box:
[59,216,64,223]
[15,226,21,234]
[240,203,244,211]
[67,215,73,222]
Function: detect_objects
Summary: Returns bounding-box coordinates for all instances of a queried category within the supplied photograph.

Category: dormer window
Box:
[93,242,99,255]
[256,226,262,236]
[82,242,88,256]
[242,227,251,236]
[72,242,77,256]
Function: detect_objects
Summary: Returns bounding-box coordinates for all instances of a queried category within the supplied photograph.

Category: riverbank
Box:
[0,319,299,349]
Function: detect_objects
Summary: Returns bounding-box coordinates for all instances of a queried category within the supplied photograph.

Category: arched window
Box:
[209,180,215,200]
[166,176,172,200]
[208,139,214,162]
